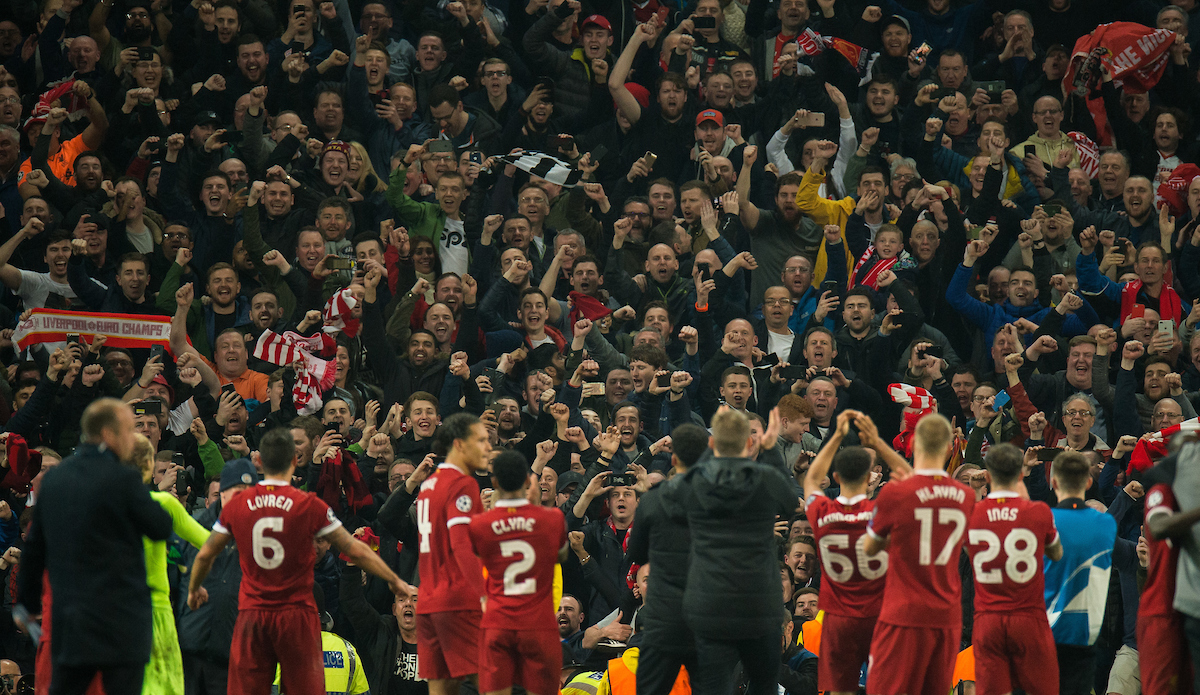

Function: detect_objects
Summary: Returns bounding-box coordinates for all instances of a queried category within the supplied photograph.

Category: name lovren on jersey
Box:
[491,517,537,534]
[916,486,966,504]
[246,494,296,512]
[814,510,874,528]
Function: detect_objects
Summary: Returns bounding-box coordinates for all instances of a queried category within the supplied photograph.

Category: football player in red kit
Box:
[803,410,912,695]
[415,413,492,695]
[469,450,568,695]
[864,414,975,695]
[966,444,1063,695]
[1141,463,1200,695]
[187,428,413,695]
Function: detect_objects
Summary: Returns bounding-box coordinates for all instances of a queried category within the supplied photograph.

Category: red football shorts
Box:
[418,610,482,680]
[973,611,1058,695]
[819,614,877,692]
[866,622,960,695]
[228,607,323,695]
[1138,612,1194,695]
[478,627,561,695]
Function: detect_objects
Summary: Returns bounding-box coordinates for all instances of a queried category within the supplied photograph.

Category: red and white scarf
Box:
[1128,417,1200,475]
[851,245,899,290]
[324,289,360,338]
[1120,280,1182,326]
[889,384,936,457]
[608,517,639,590]
[253,330,338,415]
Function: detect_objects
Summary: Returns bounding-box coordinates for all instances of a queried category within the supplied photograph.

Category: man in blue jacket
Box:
[948,238,1095,352]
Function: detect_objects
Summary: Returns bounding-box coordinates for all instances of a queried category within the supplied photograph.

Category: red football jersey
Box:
[468,499,567,630]
[966,492,1058,613]
[214,480,341,610]
[415,464,484,614]
[1142,483,1180,619]
[807,493,886,618]
[867,470,975,628]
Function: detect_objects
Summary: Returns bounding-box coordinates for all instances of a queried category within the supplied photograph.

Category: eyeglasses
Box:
[783,266,811,274]
[0,96,19,105]
[893,173,915,182]
[483,70,509,78]
[518,196,546,204]
[163,231,190,239]
[763,299,792,306]
[126,11,150,19]
[1064,409,1094,418]
[970,395,991,403]
[1033,109,1062,116]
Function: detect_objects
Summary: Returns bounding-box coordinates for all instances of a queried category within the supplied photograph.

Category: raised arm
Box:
[608,21,657,126]
[737,145,761,231]
[0,218,41,291]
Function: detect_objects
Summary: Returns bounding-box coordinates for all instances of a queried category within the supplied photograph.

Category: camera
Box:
[609,472,636,487]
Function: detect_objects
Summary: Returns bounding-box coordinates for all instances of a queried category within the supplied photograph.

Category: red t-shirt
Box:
[867,469,975,628]
[807,493,886,618]
[1142,483,1180,619]
[966,493,1059,614]
[468,499,567,631]
[415,464,484,614]
[214,480,341,610]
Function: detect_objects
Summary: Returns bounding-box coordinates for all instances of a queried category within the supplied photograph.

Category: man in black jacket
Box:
[179,459,257,695]
[626,423,709,695]
[664,407,796,695]
[16,398,173,695]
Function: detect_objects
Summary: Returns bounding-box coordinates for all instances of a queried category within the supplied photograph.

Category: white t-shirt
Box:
[440,218,468,277]
[126,227,154,254]
[530,335,555,349]
[18,271,77,308]
[767,330,795,364]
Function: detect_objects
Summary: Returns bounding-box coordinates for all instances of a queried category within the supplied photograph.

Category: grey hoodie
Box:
[666,456,797,640]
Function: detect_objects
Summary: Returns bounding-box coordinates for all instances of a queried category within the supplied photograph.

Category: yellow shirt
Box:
[274,631,370,695]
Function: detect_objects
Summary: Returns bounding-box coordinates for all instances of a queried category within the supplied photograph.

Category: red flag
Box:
[1061,23,1176,146]
[828,36,870,75]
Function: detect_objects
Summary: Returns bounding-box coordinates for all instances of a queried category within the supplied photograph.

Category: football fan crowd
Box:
[2,0,1200,692]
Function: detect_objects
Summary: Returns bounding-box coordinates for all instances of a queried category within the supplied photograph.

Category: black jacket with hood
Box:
[664,455,796,639]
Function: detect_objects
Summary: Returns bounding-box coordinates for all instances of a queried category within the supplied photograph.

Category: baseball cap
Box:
[149,374,174,402]
[696,109,724,127]
[557,471,585,494]
[220,458,260,491]
[881,14,910,33]
[580,14,612,32]
[193,110,221,128]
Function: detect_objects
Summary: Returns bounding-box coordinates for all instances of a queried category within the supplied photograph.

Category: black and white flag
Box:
[496,151,584,188]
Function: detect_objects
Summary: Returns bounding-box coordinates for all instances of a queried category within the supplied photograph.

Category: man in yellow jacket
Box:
[794,144,892,283]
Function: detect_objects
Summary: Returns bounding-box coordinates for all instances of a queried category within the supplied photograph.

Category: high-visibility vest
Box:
[951,646,975,692]
[795,611,825,654]
[602,647,691,695]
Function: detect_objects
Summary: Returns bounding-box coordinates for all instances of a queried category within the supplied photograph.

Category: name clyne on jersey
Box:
[916,485,966,503]
[491,516,536,534]
[246,494,295,512]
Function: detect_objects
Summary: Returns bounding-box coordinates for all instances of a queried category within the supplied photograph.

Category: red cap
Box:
[624,83,650,108]
[150,373,175,402]
[580,14,612,32]
[696,109,724,127]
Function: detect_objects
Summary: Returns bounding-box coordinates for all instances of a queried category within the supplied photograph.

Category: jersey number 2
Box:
[252,517,284,570]
[500,540,536,595]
